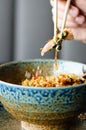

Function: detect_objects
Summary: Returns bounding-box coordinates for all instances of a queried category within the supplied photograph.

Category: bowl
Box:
[0,59,86,130]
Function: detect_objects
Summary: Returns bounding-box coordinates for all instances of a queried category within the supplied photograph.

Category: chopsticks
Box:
[54,0,58,40]
[53,0,58,70]
[53,0,71,70]
[54,0,71,38]
[61,0,71,34]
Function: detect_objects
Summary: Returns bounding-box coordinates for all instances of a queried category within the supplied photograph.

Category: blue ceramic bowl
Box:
[0,59,86,125]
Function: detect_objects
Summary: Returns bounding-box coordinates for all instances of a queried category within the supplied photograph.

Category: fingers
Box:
[73,0,86,16]
[58,0,80,18]
[52,8,86,28]
[71,27,86,41]
[50,0,86,41]
[50,0,80,17]
[52,8,79,27]
[51,0,86,27]
[57,14,86,28]
[75,15,86,25]
[57,18,79,28]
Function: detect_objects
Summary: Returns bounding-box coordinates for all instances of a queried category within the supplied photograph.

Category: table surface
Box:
[0,106,21,130]
[0,106,86,130]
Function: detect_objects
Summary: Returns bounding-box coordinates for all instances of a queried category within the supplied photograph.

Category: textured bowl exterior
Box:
[0,59,86,124]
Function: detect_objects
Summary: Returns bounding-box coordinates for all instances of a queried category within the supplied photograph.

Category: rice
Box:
[22,73,86,87]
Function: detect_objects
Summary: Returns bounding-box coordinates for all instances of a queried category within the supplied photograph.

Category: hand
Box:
[50,0,86,42]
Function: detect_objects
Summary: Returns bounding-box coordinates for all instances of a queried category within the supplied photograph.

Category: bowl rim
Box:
[0,58,85,66]
[0,59,86,90]
[0,80,86,90]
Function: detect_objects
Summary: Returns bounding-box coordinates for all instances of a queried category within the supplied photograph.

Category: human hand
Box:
[50,0,86,42]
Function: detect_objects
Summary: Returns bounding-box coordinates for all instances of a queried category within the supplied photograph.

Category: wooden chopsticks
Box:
[53,0,71,70]
[61,0,71,34]
[54,0,71,37]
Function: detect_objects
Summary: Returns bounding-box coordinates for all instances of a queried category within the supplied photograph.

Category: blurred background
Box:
[0,0,86,63]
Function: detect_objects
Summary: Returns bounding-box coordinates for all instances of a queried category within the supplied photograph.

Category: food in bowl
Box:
[22,73,86,87]
[0,60,86,87]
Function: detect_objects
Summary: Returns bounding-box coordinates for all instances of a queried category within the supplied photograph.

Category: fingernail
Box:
[69,9,76,17]
[75,16,85,24]
[69,7,79,17]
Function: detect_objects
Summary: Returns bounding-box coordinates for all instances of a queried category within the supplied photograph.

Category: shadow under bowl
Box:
[0,59,86,129]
